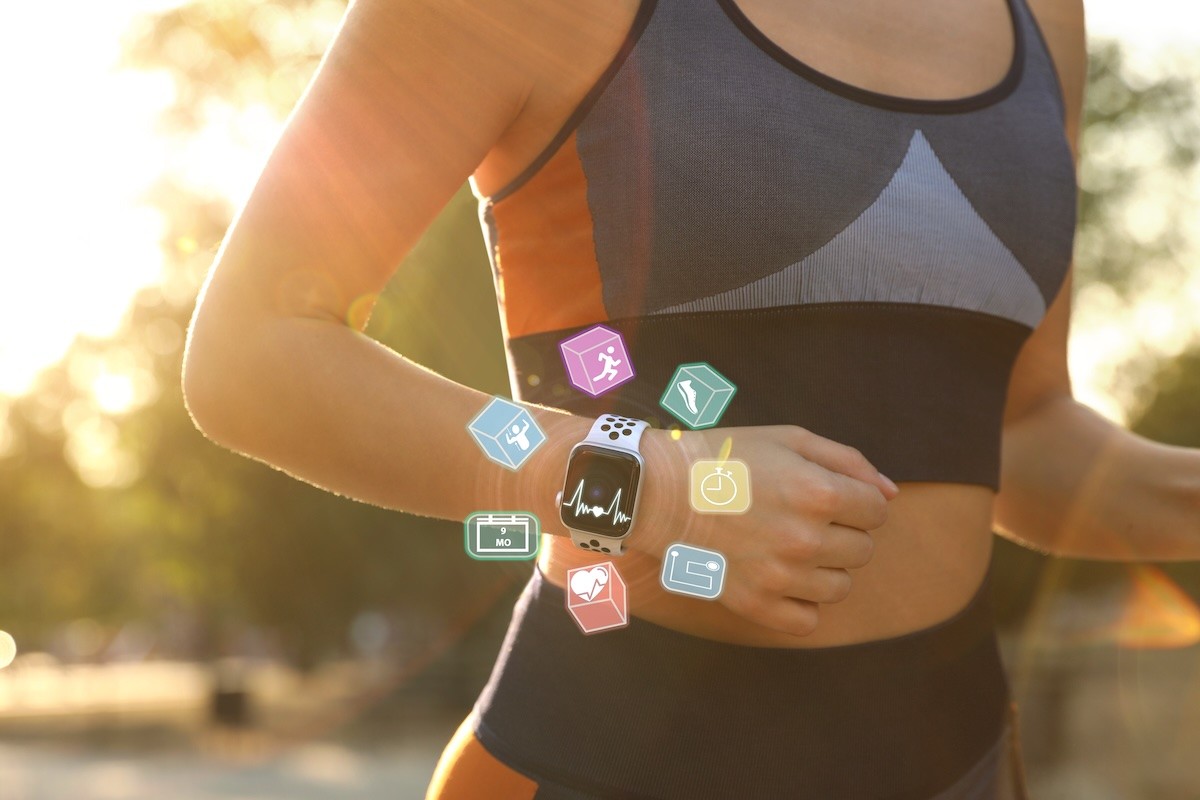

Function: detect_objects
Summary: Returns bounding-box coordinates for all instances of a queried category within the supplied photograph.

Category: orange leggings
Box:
[426,706,1031,800]
[426,715,539,800]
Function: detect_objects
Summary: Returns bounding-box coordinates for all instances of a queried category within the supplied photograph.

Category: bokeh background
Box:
[1,1,1199,797]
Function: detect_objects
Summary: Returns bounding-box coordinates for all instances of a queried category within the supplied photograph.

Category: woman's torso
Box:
[469,0,1075,648]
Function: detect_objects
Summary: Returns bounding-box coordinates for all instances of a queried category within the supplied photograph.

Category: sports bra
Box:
[468,0,1077,489]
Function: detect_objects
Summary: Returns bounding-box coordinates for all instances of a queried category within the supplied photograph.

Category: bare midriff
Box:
[539,483,997,648]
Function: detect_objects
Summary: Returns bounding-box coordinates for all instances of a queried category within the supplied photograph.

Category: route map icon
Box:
[660,543,726,600]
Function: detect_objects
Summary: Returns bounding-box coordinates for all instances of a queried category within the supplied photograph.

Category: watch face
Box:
[559,446,641,538]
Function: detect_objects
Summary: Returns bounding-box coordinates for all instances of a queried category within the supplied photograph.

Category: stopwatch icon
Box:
[700,467,738,507]
[690,460,751,513]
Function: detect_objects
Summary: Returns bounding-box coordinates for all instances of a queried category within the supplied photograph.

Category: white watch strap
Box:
[583,414,648,452]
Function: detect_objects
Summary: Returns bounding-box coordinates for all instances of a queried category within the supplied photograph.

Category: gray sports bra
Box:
[471,0,1077,488]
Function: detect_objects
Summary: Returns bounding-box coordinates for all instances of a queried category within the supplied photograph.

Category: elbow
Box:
[181,348,226,447]
[181,308,246,449]
[181,351,221,445]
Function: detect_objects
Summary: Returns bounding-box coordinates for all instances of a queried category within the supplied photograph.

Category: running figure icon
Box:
[558,325,636,397]
[591,346,623,383]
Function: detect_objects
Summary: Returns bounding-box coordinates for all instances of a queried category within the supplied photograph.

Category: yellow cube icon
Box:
[690,459,751,513]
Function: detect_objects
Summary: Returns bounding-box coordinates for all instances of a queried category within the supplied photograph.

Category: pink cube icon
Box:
[565,562,629,634]
[558,325,636,397]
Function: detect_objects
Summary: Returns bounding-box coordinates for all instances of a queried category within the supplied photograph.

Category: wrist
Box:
[625,427,692,555]
[531,413,685,556]
[534,410,595,536]
[479,408,590,537]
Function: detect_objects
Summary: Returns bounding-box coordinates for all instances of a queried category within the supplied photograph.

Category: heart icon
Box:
[569,566,609,602]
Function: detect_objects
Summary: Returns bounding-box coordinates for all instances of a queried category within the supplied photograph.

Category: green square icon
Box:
[659,363,736,429]
[464,512,540,560]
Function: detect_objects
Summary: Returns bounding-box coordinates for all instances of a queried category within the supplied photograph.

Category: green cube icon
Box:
[659,363,736,429]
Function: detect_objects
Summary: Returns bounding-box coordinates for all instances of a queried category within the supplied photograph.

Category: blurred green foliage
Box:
[1130,346,1200,445]
[1,0,1197,667]
[1076,41,1199,294]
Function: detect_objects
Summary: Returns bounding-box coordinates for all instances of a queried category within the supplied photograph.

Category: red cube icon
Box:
[565,562,629,634]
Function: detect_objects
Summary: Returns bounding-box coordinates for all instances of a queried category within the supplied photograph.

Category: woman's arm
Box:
[997,394,1200,560]
[995,0,1200,560]
[181,0,901,639]
[182,0,593,527]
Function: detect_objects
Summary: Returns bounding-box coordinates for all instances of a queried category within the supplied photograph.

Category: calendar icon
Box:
[464,512,540,560]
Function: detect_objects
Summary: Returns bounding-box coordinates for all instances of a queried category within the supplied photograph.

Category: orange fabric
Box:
[426,714,539,800]
[490,131,608,338]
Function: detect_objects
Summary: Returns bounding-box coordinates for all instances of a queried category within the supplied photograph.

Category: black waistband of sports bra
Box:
[473,564,1010,800]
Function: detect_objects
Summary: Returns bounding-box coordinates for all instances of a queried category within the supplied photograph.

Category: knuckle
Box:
[785,424,811,442]
[856,535,876,566]
[867,498,890,529]
[843,444,869,467]
[822,570,853,603]
[803,478,840,514]
[736,590,768,619]
[779,425,814,452]
[782,527,821,561]
[777,476,805,509]
[791,603,820,636]
[755,561,791,595]
[771,427,796,451]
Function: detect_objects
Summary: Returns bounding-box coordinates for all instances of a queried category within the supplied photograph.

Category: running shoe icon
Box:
[677,380,699,416]
[659,362,736,429]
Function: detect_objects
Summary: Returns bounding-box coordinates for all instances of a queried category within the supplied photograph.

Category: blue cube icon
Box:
[468,396,546,470]
[659,363,737,429]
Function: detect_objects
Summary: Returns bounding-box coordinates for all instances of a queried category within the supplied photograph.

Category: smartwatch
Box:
[558,414,649,555]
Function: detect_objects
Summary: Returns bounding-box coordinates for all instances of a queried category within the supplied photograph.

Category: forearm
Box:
[183,312,590,528]
[995,395,1200,560]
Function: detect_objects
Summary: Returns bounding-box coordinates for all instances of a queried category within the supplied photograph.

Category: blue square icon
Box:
[660,543,726,600]
[468,396,546,470]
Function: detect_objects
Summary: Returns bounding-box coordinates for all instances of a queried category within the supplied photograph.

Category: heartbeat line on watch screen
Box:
[561,479,631,526]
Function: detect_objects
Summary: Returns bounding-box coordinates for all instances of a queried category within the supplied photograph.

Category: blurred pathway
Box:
[0,740,442,800]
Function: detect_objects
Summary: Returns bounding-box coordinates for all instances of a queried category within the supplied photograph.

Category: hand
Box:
[634,425,899,637]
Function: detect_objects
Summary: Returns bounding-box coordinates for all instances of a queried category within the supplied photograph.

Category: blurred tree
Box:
[1075,41,1199,294]
[1129,346,1200,448]
[1,0,515,669]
